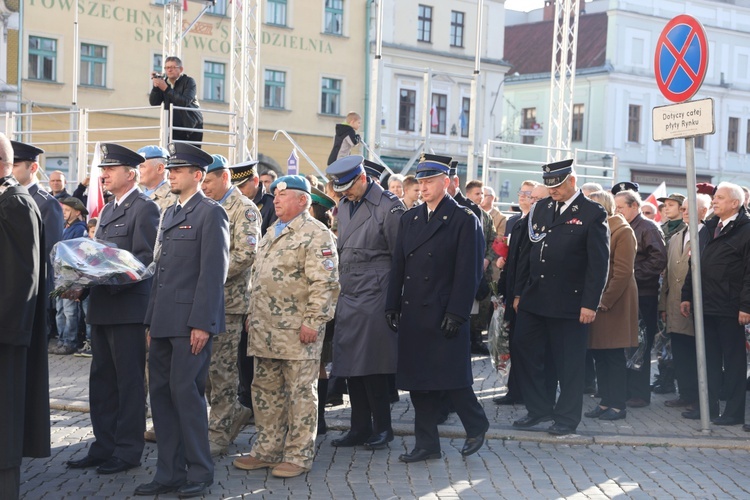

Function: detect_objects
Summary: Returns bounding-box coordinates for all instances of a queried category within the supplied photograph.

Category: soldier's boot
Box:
[317,378,328,435]
[227,406,254,444]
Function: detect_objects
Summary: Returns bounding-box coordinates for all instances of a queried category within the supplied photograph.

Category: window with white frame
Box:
[450,11,464,48]
[398,89,416,132]
[29,36,57,81]
[418,5,432,43]
[203,61,226,102]
[264,69,286,109]
[321,77,341,115]
[431,93,447,135]
[80,43,107,87]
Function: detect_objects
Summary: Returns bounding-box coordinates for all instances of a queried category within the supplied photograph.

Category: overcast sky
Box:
[505,0,546,12]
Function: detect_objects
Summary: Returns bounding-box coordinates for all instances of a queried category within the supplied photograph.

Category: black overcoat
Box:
[386,194,484,390]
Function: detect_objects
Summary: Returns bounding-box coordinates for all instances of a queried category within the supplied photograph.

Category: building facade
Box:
[4,0,367,180]
[500,0,750,199]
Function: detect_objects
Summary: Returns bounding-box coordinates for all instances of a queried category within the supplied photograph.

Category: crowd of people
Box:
[2,124,750,498]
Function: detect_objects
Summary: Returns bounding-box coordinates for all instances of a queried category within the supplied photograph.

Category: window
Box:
[728,117,739,153]
[450,11,465,47]
[153,54,163,74]
[522,107,536,145]
[571,103,584,142]
[430,93,447,135]
[203,61,226,102]
[80,43,107,87]
[321,77,341,115]
[398,89,416,132]
[746,120,750,154]
[267,0,287,26]
[264,70,286,109]
[325,0,343,35]
[29,36,57,81]
[418,5,432,43]
[627,105,641,143]
[460,97,470,137]
[207,0,227,16]
[695,135,705,150]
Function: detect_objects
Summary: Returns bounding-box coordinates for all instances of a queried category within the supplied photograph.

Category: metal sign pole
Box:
[684,136,710,433]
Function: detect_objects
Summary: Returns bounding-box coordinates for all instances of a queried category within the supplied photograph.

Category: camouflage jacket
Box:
[149,180,177,213]
[222,187,261,315]
[248,211,340,360]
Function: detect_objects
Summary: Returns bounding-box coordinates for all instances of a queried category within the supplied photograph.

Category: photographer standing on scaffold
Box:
[150,56,204,148]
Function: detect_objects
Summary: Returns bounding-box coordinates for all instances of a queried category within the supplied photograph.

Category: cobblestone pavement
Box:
[26,347,750,498]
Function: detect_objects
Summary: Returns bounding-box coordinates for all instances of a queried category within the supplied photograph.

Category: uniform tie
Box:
[174,203,182,215]
[553,202,562,221]
[427,210,433,221]
[714,221,723,239]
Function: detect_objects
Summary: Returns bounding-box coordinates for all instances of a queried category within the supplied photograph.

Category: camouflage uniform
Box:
[148,180,177,213]
[207,187,261,450]
[246,211,340,470]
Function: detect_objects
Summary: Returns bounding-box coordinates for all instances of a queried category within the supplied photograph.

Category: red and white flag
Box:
[183,0,188,10]
[86,142,105,221]
[430,104,439,128]
[645,181,667,223]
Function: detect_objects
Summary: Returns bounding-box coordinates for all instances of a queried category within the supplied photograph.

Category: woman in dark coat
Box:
[586,190,639,420]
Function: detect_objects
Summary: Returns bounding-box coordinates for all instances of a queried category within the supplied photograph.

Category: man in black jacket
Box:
[681,182,750,426]
[150,56,204,147]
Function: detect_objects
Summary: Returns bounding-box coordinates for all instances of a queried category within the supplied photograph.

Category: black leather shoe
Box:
[398,448,442,463]
[67,455,106,469]
[364,430,394,450]
[470,342,490,355]
[547,422,576,436]
[460,433,485,457]
[711,415,743,426]
[177,480,213,498]
[599,408,626,421]
[682,409,700,419]
[134,481,180,496]
[652,384,676,394]
[493,395,521,405]
[584,406,607,419]
[436,413,450,425]
[96,456,138,474]
[512,414,552,428]
[331,432,368,447]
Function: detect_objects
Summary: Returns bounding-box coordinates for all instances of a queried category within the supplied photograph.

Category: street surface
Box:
[24,348,750,498]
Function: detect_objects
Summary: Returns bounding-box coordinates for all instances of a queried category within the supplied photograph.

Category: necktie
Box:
[553,202,562,221]
[714,221,723,239]
[174,204,182,215]
[427,210,433,221]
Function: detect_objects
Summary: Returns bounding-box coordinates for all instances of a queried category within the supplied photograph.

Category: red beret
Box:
[696,182,715,196]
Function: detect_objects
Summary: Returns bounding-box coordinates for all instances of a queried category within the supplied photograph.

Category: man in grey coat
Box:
[326,156,405,450]
[66,144,159,474]
[137,143,229,498]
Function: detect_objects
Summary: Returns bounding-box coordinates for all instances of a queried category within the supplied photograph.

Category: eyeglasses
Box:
[518,190,532,198]
[164,65,179,70]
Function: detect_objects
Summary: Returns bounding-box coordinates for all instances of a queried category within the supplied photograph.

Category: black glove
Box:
[385,311,399,332]
[440,314,464,339]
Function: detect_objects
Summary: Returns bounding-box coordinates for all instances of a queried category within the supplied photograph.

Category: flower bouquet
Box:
[50,237,153,298]
[492,236,510,260]
[488,288,511,389]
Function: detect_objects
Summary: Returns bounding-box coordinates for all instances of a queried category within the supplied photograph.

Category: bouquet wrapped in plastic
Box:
[50,237,154,298]
[626,314,647,371]
[488,295,512,389]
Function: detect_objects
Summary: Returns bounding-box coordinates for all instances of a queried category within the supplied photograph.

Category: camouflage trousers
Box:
[249,356,319,469]
[206,315,247,447]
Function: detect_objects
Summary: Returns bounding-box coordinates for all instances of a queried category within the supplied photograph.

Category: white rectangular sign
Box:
[652,98,715,141]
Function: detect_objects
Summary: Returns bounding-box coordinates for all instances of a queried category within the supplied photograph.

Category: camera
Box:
[151,72,166,80]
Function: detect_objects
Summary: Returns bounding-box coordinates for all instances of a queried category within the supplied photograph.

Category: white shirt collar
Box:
[176,190,199,209]
[719,212,739,227]
[558,190,581,214]
[115,185,139,207]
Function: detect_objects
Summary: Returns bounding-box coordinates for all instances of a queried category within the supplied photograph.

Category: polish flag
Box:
[86,142,105,221]
[645,181,667,223]
[430,104,439,128]
[183,0,188,10]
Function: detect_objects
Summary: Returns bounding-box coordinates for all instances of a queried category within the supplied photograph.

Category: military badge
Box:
[179,225,192,229]
[245,209,258,222]
[100,144,108,156]
[547,201,554,209]
[390,205,405,213]
[321,248,333,257]
[168,143,176,155]
[275,181,288,192]
[323,258,335,271]
[571,205,579,212]
[566,218,583,225]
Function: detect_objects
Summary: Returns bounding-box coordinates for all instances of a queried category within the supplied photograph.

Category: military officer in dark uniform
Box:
[11,140,63,327]
[326,156,404,450]
[65,144,160,474]
[137,143,229,498]
[232,160,277,235]
[0,133,50,499]
[512,160,609,435]
[386,154,489,462]
[363,159,385,184]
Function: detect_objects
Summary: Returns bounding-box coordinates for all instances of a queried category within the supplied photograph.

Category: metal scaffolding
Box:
[546,0,581,162]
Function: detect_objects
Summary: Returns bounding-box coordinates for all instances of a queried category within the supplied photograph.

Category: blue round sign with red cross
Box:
[654,15,709,103]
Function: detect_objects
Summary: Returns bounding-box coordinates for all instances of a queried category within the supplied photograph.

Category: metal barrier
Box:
[168,105,238,155]
[482,139,617,210]
[272,129,328,181]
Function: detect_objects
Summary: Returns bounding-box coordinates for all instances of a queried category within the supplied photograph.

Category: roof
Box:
[504,12,608,76]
